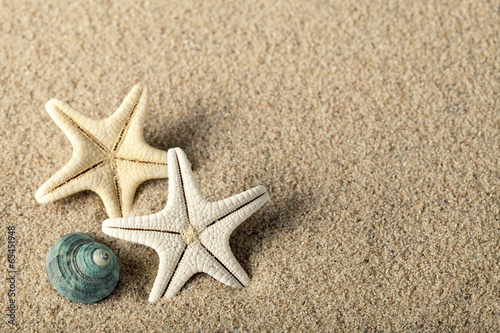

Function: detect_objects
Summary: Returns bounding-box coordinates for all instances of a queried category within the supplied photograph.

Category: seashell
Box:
[46,232,120,304]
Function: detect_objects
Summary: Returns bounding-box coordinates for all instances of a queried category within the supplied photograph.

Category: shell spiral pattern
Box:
[46,232,120,304]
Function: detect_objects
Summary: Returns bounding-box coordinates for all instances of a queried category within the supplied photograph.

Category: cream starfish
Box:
[102,148,269,302]
[35,84,169,218]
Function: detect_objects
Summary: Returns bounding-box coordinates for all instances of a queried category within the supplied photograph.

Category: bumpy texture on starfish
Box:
[35,84,169,218]
[102,148,269,302]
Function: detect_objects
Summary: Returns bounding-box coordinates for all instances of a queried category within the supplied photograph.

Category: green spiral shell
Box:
[46,232,120,304]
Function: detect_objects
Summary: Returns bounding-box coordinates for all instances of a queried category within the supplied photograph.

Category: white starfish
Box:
[35,84,169,218]
[102,148,269,302]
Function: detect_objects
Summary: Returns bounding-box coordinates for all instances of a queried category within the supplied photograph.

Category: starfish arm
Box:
[35,156,108,203]
[197,241,250,289]
[45,99,109,154]
[114,156,169,217]
[167,148,208,222]
[105,84,150,155]
[94,167,128,218]
[203,185,269,231]
[159,243,245,300]
[102,209,185,241]
[151,244,195,301]
[116,145,169,168]
[36,161,128,218]
[148,243,191,302]
[35,158,102,203]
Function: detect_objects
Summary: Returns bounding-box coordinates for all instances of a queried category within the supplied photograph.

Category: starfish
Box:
[102,148,269,302]
[35,84,169,218]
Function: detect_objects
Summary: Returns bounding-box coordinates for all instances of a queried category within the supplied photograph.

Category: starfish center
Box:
[182,224,201,245]
[103,154,124,171]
